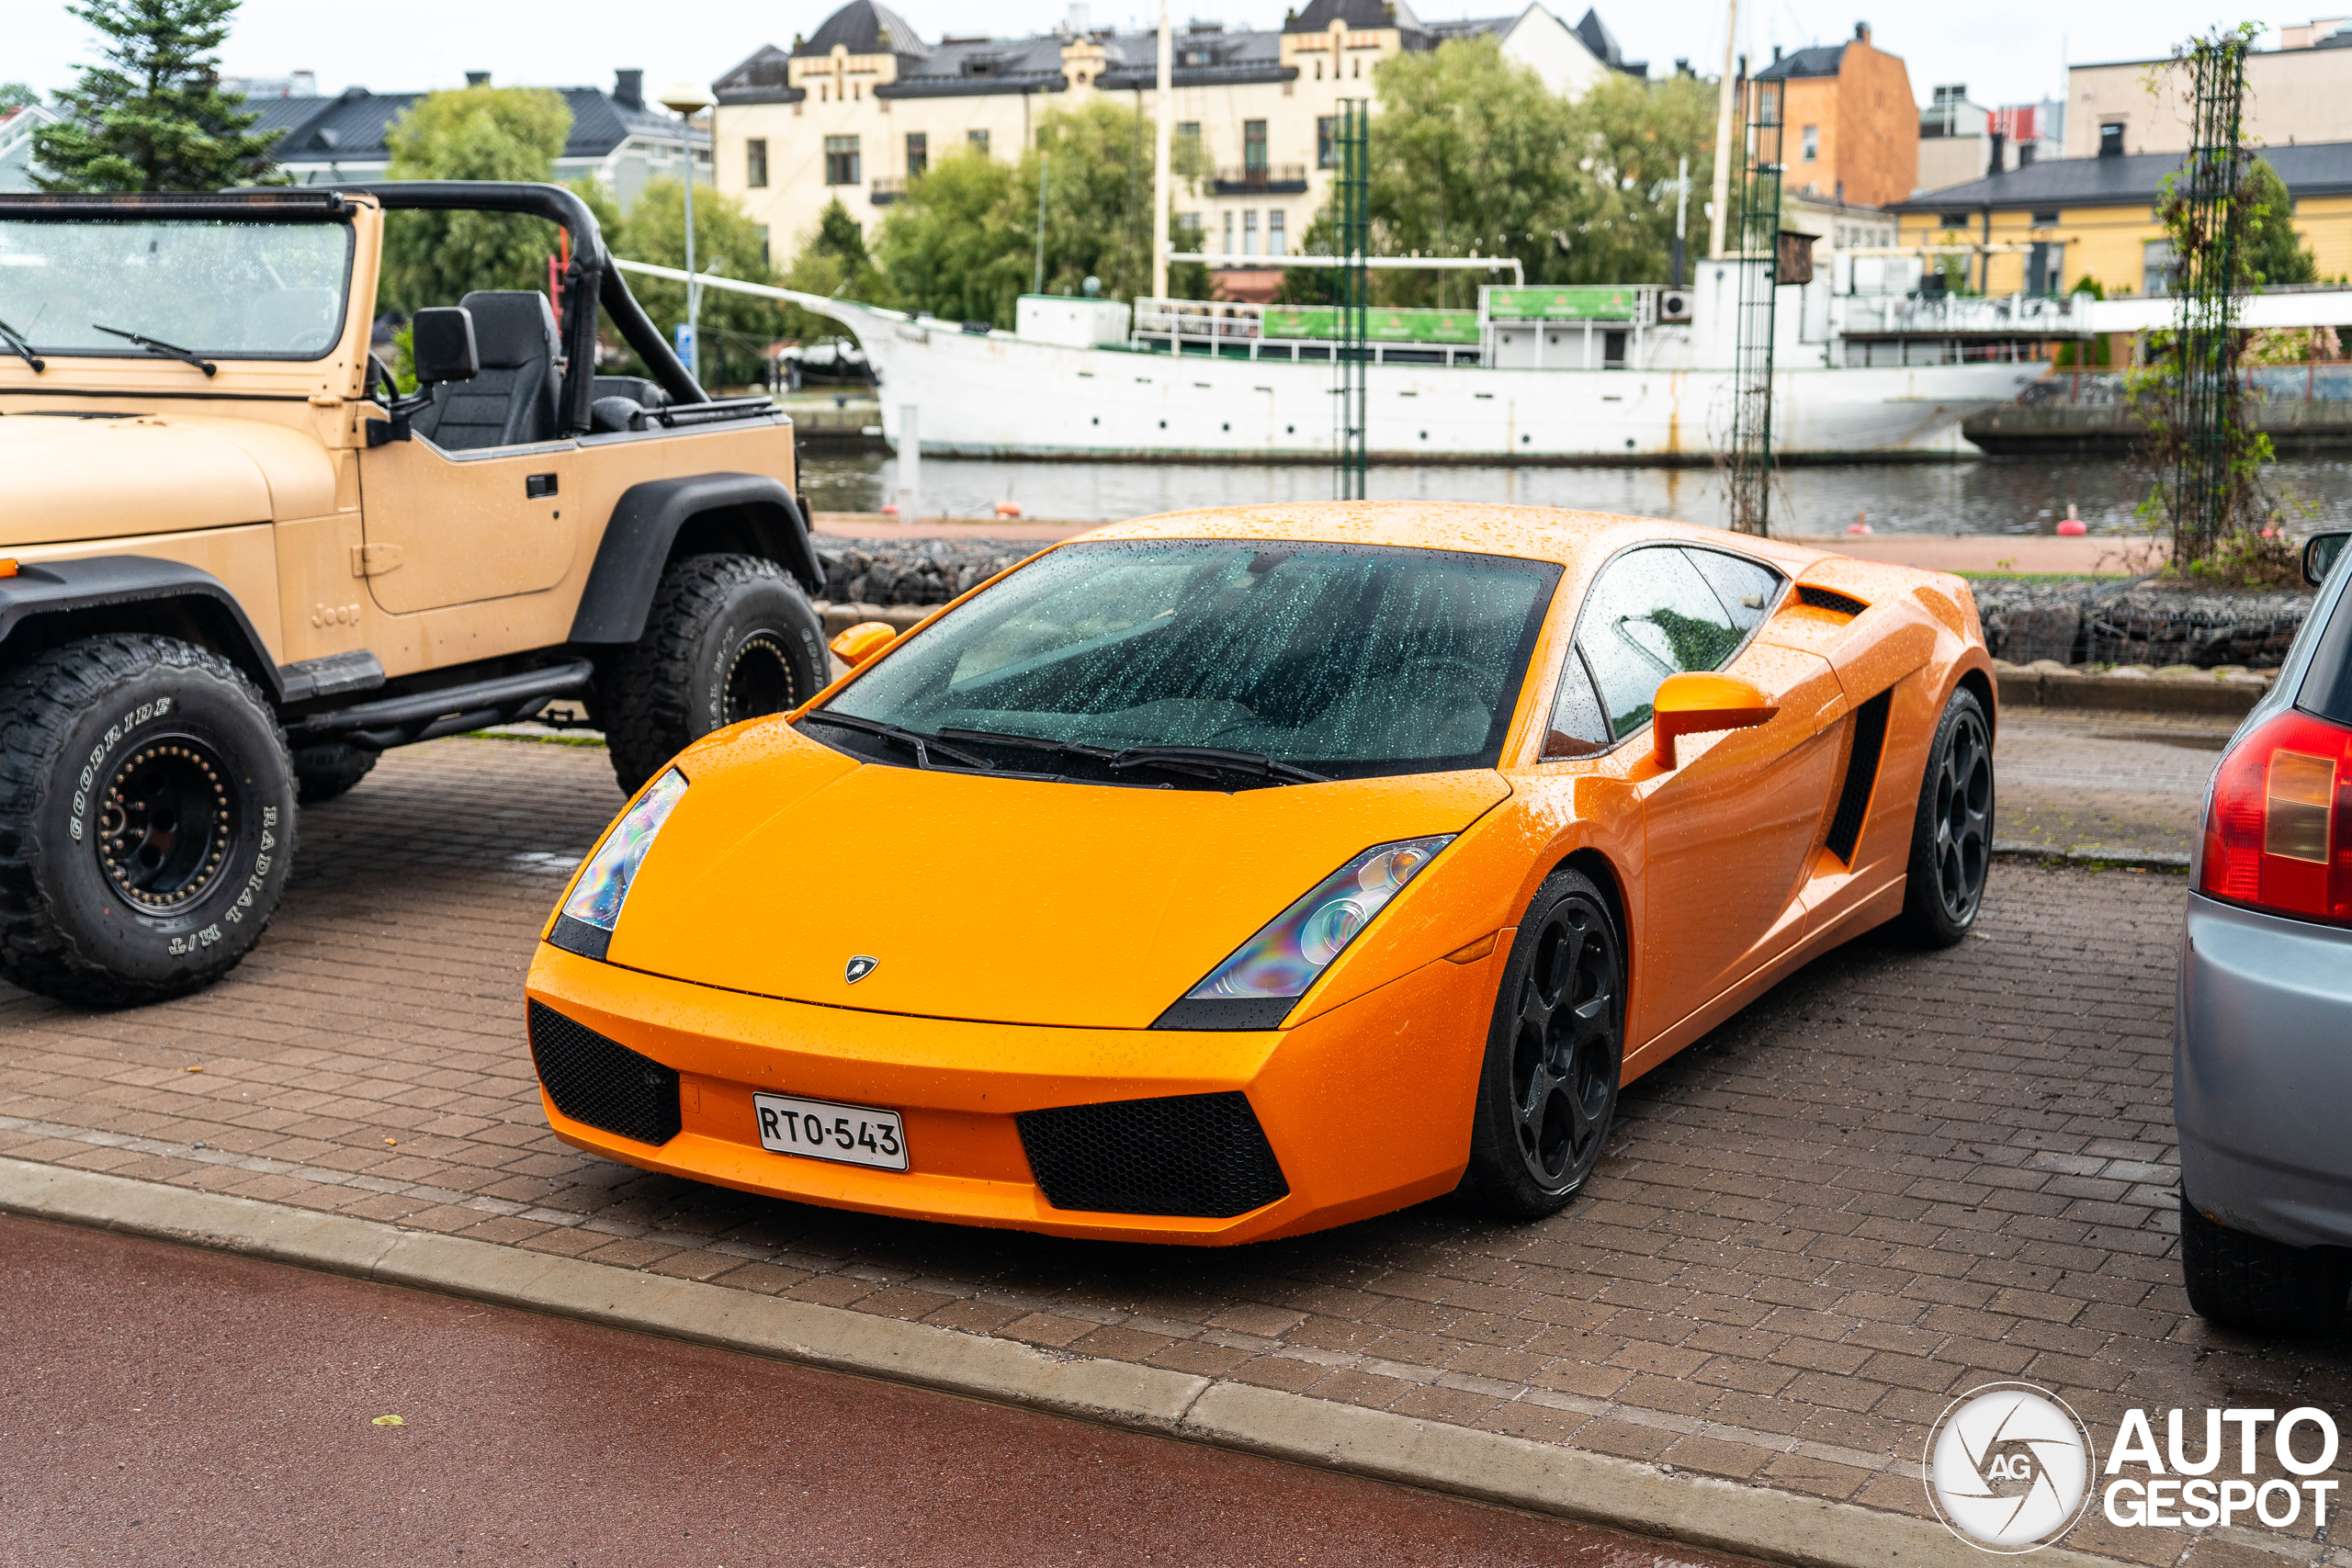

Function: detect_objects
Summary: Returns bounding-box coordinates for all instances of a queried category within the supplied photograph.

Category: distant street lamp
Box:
[658,81,717,383]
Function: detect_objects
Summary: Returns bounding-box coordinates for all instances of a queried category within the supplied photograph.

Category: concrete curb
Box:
[1994,664,2267,718]
[2,1157,2143,1568]
[1992,840,2191,872]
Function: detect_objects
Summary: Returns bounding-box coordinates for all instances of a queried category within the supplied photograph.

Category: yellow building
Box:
[709,0,1647,272]
[1889,140,2352,298]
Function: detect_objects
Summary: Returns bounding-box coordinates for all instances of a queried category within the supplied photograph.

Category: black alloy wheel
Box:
[97,737,238,912]
[1900,686,1996,947]
[1459,867,1626,1220]
[722,630,799,727]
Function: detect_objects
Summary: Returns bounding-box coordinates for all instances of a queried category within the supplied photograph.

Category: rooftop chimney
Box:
[1987,130,2007,175]
[465,71,490,87]
[1854,21,1869,42]
[613,68,643,108]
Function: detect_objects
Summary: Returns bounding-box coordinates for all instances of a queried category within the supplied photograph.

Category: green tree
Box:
[31,0,282,192]
[2240,156,2318,286]
[775,197,894,339]
[610,175,791,389]
[0,85,40,115]
[874,148,1025,324]
[376,84,571,314]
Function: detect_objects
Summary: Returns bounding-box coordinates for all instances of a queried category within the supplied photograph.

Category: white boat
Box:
[786,260,2068,464]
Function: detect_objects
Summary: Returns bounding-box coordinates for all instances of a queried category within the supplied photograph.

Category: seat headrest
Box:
[457,289,559,369]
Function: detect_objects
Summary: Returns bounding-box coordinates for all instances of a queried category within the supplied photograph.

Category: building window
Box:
[2030,209,2059,227]
[1174,211,1203,253]
[1268,209,1285,257]
[756,224,771,266]
[1243,119,1268,173]
[1939,212,1970,231]
[1314,58,1322,79]
[968,128,989,155]
[1222,209,1235,254]
[2143,238,2175,297]
[746,138,768,188]
[1176,120,1200,148]
[1243,209,1258,256]
[2100,122,2125,156]
[1317,116,1334,169]
[907,131,927,178]
[1800,124,1818,162]
[824,135,861,186]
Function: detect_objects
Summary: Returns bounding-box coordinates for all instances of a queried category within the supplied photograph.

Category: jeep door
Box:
[356,436,577,615]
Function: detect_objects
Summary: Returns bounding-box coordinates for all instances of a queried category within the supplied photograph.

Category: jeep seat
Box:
[413,291,561,451]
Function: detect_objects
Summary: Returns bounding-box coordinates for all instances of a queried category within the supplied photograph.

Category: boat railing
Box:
[1837,292,2089,338]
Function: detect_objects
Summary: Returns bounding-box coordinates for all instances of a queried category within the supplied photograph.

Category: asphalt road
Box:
[3,1214,1771,1568]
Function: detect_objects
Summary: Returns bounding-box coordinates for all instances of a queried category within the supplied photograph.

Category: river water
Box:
[799,451,2352,537]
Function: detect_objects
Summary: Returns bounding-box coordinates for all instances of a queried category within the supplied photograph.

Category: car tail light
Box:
[2201,707,2352,926]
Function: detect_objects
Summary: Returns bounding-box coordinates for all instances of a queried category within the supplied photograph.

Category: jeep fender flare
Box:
[568,474,823,645]
[0,556,287,703]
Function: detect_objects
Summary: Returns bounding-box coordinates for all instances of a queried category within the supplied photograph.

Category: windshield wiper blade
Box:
[798,710,993,771]
[0,317,44,373]
[91,323,217,377]
[934,726,1119,764]
[1106,745,1329,785]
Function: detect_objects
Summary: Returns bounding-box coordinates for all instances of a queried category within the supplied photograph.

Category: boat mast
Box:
[1708,0,1738,257]
[1151,0,1173,299]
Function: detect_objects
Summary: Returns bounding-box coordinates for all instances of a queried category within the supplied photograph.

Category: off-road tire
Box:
[1897,685,1995,948]
[1456,867,1627,1222]
[0,635,297,1008]
[2181,1197,2352,1337]
[291,741,377,804]
[594,554,828,794]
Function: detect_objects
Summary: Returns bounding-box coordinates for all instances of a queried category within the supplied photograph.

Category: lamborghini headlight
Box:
[1187,836,1453,1001]
[560,768,688,936]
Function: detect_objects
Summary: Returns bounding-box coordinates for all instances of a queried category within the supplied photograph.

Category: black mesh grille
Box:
[1015,1092,1289,1218]
[1825,689,1894,863]
[527,1001,681,1145]
[1798,584,1870,618]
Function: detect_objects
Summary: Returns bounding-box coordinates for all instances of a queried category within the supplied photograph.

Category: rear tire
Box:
[0,635,296,1007]
[1898,684,1994,947]
[594,553,828,794]
[2181,1197,2351,1337]
[1456,867,1626,1221]
[291,740,377,804]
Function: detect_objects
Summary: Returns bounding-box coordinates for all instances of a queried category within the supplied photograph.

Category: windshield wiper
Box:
[1105,745,1329,786]
[0,317,44,373]
[935,726,1118,765]
[91,323,217,377]
[798,710,993,771]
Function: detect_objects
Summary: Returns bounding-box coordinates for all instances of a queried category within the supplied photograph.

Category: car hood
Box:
[605,725,1511,1029]
[0,413,336,546]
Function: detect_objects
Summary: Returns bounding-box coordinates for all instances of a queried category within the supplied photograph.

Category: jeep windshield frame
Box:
[0,193,356,365]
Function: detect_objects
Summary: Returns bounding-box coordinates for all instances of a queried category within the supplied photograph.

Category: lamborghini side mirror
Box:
[2306,530,2350,588]
[1652,672,1779,769]
[830,622,898,669]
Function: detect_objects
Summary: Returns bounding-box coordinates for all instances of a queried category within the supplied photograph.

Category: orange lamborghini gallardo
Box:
[525,504,1996,1243]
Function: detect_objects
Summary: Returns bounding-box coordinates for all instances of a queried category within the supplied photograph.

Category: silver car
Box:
[2177,527,2352,1335]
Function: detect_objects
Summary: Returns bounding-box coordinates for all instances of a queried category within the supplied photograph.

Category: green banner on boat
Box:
[1483,286,1644,321]
[1261,305,1482,344]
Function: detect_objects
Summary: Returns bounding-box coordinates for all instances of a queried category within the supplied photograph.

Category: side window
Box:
[1683,547,1783,630]
[1543,649,1611,760]
[1576,547,1741,739]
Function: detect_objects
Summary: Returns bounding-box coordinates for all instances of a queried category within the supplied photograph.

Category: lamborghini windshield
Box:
[0,218,353,359]
[810,539,1561,784]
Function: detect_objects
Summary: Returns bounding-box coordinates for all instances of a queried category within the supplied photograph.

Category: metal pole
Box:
[681,107,700,384]
[1708,0,1739,258]
[896,404,922,523]
[1672,155,1690,287]
[1334,99,1369,500]
[1034,151,1050,297]
[1152,0,1173,300]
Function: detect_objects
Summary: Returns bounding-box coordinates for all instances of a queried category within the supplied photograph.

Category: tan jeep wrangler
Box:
[0,182,827,1007]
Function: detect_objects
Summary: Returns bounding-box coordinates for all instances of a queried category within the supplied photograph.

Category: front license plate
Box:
[752,1092,909,1172]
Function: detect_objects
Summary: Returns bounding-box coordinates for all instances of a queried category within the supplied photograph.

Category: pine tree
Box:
[31,0,282,192]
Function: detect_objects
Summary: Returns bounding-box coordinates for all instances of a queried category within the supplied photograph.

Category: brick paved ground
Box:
[6,734,2347,1567]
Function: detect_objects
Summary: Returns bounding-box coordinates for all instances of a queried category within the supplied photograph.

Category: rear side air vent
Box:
[1825,689,1894,863]
[1015,1092,1289,1218]
[527,1001,682,1145]
[1798,584,1871,617]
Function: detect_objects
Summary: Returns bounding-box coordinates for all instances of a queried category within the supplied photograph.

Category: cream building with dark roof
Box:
[711,0,1644,271]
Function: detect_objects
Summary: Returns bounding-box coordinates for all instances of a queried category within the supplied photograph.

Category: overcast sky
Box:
[8,0,2323,116]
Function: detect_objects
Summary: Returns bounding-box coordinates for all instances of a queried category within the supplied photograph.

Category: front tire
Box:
[0,635,297,1007]
[1457,867,1626,1221]
[594,554,828,794]
[2181,1197,2351,1337]
[1898,684,1994,947]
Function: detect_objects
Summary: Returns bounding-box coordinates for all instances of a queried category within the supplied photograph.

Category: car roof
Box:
[1082,501,1826,573]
